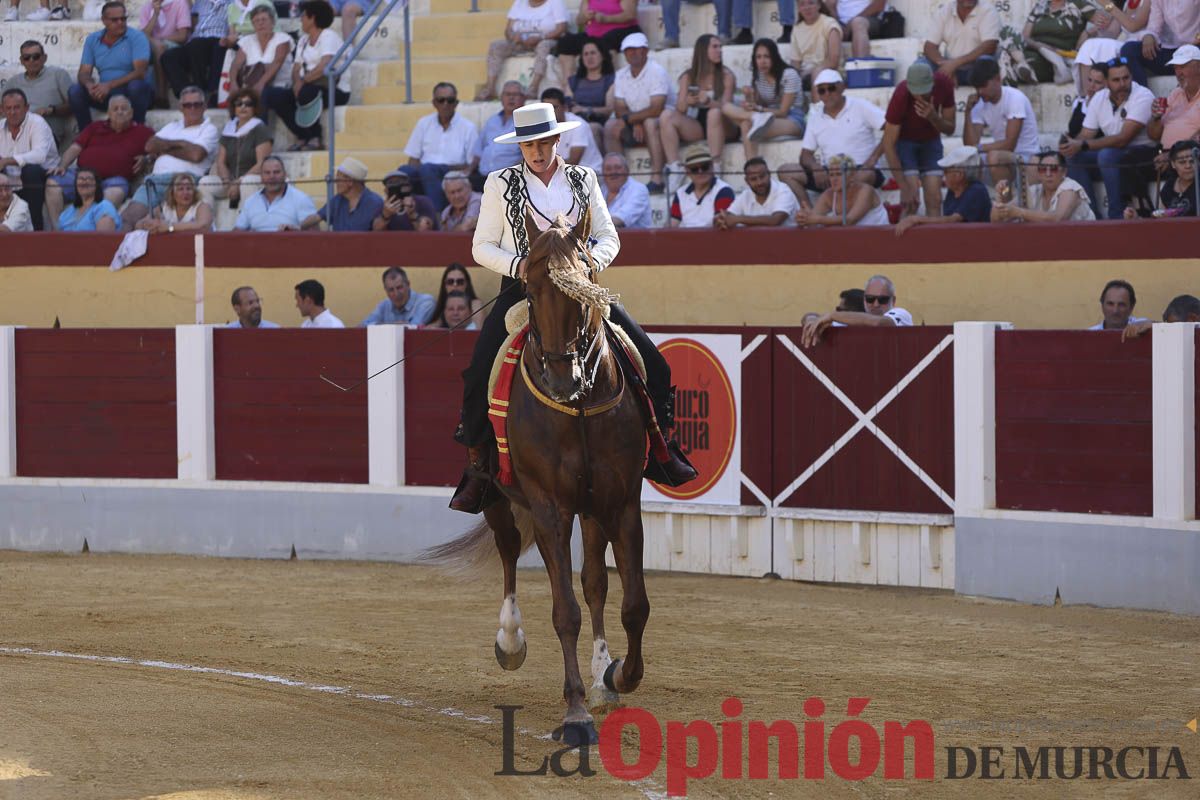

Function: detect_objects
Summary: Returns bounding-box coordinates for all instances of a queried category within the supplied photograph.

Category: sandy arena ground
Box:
[1,550,1198,799]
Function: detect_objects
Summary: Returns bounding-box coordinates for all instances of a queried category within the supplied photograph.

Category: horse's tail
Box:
[420,507,537,577]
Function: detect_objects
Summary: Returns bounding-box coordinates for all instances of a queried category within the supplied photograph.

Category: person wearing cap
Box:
[894,145,992,235]
[669,141,735,227]
[962,58,1040,188]
[301,156,383,232]
[399,82,479,212]
[1118,0,1200,87]
[882,61,956,218]
[922,0,1000,85]
[374,170,439,232]
[233,155,317,231]
[1147,45,1200,152]
[603,32,671,193]
[450,101,696,513]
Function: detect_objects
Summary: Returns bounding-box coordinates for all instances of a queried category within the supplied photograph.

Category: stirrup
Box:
[644,440,698,487]
[449,468,499,514]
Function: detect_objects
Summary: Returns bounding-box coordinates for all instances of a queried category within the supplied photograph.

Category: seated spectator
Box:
[46,95,153,226]
[1067,63,1108,138]
[440,171,482,232]
[895,146,992,234]
[1061,57,1156,219]
[136,172,214,232]
[603,33,671,193]
[999,0,1094,86]
[374,170,439,231]
[159,0,227,104]
[1088,278,1146,330]
[794,153,890,226]
[924,0,1000,85]
[57,167,122,231]
[801,274,913,347]
[566,39,616,147]
[720,38,806,161]
[963,58,1040,186]
[601,152,651,228]
[428,263,485,327]
[296,279,345,328]
[123,86,220,227]
[264,1,351,152]
[1119,0,1200,86]
[327,0,378,42]
[659,35,738,181]
[542,88,603,171]
[1,87,61,231]
[882,62,956,218]
[427,291,479,330]
[668,142,734,228]
[1126,139,1197,217]
[554,0,639,73]
[7,41,73,148]
[716,157,799,228]
[228,5,293,100]
[837,287,865,312]
[1073,15,1125,97]
[303,157,383,232]
[139,0,192,104]
[228,286,280,328]
[726,0,797,45]
[823,0,889,58]
[660,0,734,49]
[790,0,843,89]
[361,267,435,326]
[994,149,1094,221]
[778,69,885,206]
[1123,293,1200,339]
[477,0,568,101]
[70,2,155,128]
[1148,45,1200,153]
[399,82,478,211]
[198,88,272,208]
[0,174,33,232]
[471,82,525,190]
[233,155,317,231]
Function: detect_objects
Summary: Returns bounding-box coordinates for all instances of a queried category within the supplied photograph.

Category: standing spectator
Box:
[601,152,651,228]
[233,155,317,231]
[567,39,616,148]
[56,168,122,231]
[302,156,383,231]
[554,1,636,88]
[198,87,272,208]
[668,142,734,228]
[399,82,478,212]
[227,5,293,100]
[70,2,155,128]
[1088,279,1145,330]
[135,172,214,233]
[1119,0,1200,86]
[790,0,843,89]
[471,81,525,190]
[46,94,153,224]
[227,286,280,328]
[440,171,482,232]
[1148,45,1200,151]
[603,33,671,193]
[541,89,603,171]
[716,157,799,228]
[1125,139,1197,217]
[123,86,219,228]
[428,264,485,326]
[477,0,568,101]
[264,0,351,153]
[0,174,33,232]
[1,88,60,232]
[720,38,806,160]
[3,0,62,21]
[7,42,73,148]
[1061,57,1156,219]
[894,145,992,234]
[963,58,1040,186]
[801,274,914,347]
[923,0,1001,84]
[999,0,1096,86]
[296,279,345,328]
[374,170,439,231]
[658,35,737,184]
[882,61,957,217]
[160,0,228,104]
[360,267,435,326]
[823,0,888,58]
[993,149,1095,222]
[139,0,192,104]
[794,153,890,226]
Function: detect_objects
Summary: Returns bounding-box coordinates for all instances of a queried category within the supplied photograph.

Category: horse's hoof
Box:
[552,720,599,747]
[587,684,621,713]
[603,658,622,692]
[494,640,527,671]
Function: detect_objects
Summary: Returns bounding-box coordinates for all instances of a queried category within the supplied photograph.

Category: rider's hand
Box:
[518,257,529,279]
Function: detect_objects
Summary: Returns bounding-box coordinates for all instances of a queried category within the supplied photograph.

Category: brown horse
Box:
[428,209,649,746]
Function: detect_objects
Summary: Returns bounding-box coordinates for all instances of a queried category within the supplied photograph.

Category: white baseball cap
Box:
[813,68,843,87]
[621,32,649,50]
[1167,44,1200,66]
[937,145,980,169]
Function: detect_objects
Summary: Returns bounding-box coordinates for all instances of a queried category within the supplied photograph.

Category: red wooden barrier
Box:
[213,329,368,483]
[403,329,477,486]
[15,329,176,478]
[771,327,955,514]
[1195,328,1199,521]
[995,330,1153,516]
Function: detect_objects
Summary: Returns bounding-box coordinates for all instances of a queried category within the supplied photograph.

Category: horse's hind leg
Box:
[486,499,527,671]
[580,519,619,711]
[604,499,649,695]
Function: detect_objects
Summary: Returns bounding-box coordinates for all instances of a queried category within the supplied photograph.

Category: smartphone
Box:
[388,185,412,202]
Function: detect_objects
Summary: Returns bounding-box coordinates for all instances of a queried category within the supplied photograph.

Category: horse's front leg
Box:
[580,518,618,711]
[487,500,527,670]
[604,498,649,696]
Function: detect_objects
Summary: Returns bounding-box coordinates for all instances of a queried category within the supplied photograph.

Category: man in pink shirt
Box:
[1119,0,1200,86]
[139,0,192,104]
[1148,45,1200,152]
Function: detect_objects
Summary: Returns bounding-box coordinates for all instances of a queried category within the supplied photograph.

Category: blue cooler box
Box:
[845,57,897,88]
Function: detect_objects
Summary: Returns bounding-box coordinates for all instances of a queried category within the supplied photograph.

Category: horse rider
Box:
[450,101,697,513]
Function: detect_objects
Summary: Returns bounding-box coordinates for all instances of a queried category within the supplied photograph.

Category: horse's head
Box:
[522,207,614,404]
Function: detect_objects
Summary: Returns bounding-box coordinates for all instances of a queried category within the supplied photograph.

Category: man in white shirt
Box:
[669,142,735,228]
[922,0,1000,84]
[779,69,885,207]
[542,88,603,172]
[0,173,33,232]
[800,274,914,347]
[0,87,60,230]
[604,32,672,193]
[962,58,1040,187]
[1118,0,1200,86]
[1061,59,1157,220]
[227,286,280,329]
[602,153,651,229]
[295,280,345,329]
[823,0,888,58]
[717,158,798,228]
[1087,279,1147,331]
[122,85,219,227]
[400,82,479,212]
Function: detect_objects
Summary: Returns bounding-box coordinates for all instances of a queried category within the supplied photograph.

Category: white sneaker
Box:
[49,5,68,18]
[26,6,51,19]
[664,161,685,195]
[3,7,18,20]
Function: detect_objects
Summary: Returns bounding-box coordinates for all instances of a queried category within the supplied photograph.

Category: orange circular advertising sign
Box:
[653,338,737,500]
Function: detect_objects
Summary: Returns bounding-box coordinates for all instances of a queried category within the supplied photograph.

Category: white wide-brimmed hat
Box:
[493,102,580,144]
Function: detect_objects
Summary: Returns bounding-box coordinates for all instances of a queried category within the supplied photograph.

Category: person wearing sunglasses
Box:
[69,1,155,129]
[993,149,1095,222]
[199,88,272,209]
[425,264,485,329]
[1124,138,1198,217]
[668,142,735,227]
[398,82,479,212]
[6,42,73,148]
[800,274,914,349]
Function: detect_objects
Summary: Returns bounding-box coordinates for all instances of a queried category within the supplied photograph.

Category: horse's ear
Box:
[524,210,540,251]
[572,202,592,245]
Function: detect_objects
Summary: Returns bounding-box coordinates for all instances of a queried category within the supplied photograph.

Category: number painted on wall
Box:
[378,26,388,38]
[43,33,59,45]
[635,157,651,171]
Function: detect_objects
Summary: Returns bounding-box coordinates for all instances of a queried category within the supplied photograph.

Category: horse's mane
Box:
[532,215,618,314]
